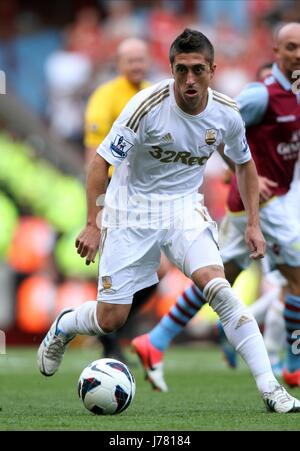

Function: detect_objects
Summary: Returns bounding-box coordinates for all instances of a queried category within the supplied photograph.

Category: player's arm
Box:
[77,91,143,265]
[224,113,265,260]
[76,154,109,265]
[235,159,265,259]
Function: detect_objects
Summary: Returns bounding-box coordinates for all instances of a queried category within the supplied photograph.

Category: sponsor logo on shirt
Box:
[110,135,133,159]
[277,129,300,160]
[149,146,211,166]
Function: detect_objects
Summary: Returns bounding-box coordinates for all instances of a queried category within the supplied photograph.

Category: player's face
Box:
[275,33,300,80]
[171,52,215,115]
[118,49,149,86]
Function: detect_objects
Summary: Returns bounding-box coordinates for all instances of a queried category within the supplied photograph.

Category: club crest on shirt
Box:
[205,129,217,145]
[102,276,112,290]
[110,134,133,159]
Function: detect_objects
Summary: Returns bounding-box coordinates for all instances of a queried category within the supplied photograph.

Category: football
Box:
[78,358,136,415]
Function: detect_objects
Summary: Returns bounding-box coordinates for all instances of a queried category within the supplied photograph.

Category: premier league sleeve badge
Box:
[110,134,133,159]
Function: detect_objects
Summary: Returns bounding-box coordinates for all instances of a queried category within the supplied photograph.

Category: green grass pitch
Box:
[0,345,300,431]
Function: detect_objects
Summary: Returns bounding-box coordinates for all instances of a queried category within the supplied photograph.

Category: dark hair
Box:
[169,28,214,66]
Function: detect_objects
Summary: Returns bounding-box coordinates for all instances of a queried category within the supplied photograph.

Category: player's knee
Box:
[96,302,131,333]
[96,314,126,333]
[99,320,122,334]
[192,265,225,291]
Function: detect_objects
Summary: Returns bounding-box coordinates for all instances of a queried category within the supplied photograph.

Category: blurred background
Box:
[0,0,297,350]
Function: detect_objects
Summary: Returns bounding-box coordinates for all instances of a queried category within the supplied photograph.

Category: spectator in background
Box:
[45,48,92,144]
[44,6,111,144]
[66,7,106,67]
[44,22,93,144]
[84,37,150,164]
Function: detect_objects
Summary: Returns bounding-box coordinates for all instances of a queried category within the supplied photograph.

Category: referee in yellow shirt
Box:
[84,37,150,165]
[84,38,158,361]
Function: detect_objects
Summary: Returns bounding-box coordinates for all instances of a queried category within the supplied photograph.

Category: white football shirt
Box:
[97,79,251,228]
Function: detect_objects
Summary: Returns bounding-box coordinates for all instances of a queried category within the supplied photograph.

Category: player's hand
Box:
[245,224,266,260]
[75,224,101,265]
[258,176,278,202]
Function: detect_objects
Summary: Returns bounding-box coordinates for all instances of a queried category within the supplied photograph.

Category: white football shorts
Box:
[97,208,222,304]
[220,193,300,271]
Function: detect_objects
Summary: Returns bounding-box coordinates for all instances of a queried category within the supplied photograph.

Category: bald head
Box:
[116,38,149,87]
[117,38,148,59]
[273,22,300,80]
[275,22,300,44]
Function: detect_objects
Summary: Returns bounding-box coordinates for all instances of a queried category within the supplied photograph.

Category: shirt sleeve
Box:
[235,82,269,127]
[96,95,141,166]
[224,112,252,165]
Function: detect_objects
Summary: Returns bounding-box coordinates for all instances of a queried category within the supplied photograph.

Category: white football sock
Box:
[58,301,106,336]
[204,278,277,393]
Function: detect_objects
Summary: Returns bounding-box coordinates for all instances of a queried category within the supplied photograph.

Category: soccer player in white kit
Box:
[38,29,300,413]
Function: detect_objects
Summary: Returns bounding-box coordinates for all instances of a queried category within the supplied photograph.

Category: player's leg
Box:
[132,248,220,391]
[258,194,300,386]
[278,264,300,387]
[132,215,244,389]
[148,259,240,351]
[214,260,243,368]
[37,300,132,377]
[131,282,206,392]
[138,224,300,411]
[97,243,170,361]
[98,333,124,361]
[98,284,158,361]
[209,213,250,367]
[131,251,242,390]
[132,259,240,382]
[189,232,300,412]
[216,278,283,370]
[38,227,160,376]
